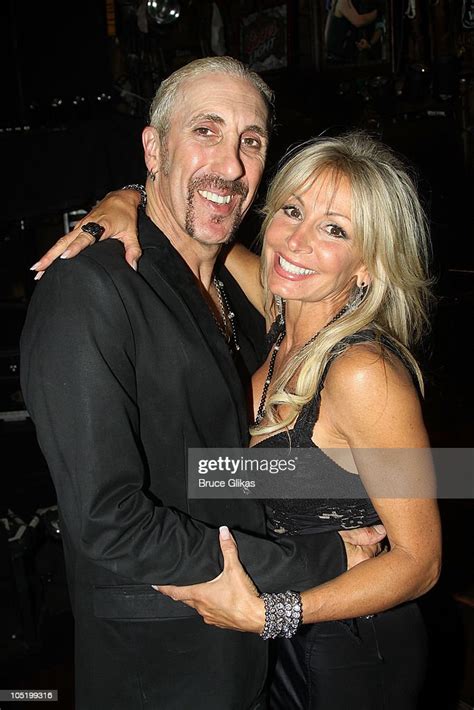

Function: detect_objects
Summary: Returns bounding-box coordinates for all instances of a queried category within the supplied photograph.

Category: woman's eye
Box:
[282,204,303,220]
[326,223,347,239]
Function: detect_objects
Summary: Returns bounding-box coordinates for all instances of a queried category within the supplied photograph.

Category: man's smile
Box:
[198,190,232,205]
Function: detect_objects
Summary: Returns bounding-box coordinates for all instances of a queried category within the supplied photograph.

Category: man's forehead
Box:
[174,73,269,128]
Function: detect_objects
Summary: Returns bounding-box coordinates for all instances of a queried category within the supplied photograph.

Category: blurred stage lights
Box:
[147,0,181,25]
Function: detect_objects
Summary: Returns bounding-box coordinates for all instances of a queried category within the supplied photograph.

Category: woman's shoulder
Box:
[321,333,427,446]
[324,332,418,407]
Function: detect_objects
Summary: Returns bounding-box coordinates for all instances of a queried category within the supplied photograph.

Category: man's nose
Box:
[209,139,245,181]
[287,224,313,254]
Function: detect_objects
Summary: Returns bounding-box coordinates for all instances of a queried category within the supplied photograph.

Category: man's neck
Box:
[146,204,220,292]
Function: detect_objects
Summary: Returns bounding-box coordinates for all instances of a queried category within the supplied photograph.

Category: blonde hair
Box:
[149,56,275,138]
[252,131,433,436]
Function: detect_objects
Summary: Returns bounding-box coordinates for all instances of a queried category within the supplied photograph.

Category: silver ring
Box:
[81,222,105,243]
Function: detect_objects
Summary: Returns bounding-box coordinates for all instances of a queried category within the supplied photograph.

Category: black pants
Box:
[270,603,427,710]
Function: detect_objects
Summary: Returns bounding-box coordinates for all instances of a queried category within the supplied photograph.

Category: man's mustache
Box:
[189,175,248,199]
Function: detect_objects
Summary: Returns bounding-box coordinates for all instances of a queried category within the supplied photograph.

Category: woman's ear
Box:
[356,265,371,288]
[142,126,160,177]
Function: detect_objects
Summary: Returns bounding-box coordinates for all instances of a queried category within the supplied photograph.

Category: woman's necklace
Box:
[254,302,351,425]
[212,277,240,353]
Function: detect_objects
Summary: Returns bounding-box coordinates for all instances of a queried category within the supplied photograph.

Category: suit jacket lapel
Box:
[137,211,249,445]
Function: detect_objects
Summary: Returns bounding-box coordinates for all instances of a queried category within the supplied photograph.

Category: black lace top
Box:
[254,328,411,535]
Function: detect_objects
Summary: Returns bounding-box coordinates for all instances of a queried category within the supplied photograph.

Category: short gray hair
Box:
[149,56,275,138]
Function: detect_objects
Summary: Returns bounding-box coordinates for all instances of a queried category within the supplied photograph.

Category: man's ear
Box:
[142,126,160,176]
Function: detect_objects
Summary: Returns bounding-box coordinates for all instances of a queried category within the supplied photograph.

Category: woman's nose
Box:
[286,224,313,254]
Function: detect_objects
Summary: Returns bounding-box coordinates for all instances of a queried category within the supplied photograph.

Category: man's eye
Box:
[326,224,347,239]
[194,127,214,137]
[282,204,303,220]
[241,136,262,149]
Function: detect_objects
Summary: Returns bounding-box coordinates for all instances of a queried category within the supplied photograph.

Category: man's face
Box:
[147,73,269,248]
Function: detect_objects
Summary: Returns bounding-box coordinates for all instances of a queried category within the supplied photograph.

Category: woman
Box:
[324,0,378,64]
[33,132,441,708]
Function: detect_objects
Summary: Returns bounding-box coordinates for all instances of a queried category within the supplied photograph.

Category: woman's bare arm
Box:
[299,348,441,622]
[223,244,264,316]
[30,190,266,319]
[155,347,441,632]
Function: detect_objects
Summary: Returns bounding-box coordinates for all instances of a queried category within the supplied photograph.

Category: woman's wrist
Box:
[121,184,147,209]
[248,595,266,634]
[259,591,303,640]
[300,590,312,624]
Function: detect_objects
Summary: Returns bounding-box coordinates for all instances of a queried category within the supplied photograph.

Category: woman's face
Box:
[264,169,369,307]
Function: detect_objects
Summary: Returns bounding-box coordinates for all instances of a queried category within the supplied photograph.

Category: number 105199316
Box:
[0,690,58,702]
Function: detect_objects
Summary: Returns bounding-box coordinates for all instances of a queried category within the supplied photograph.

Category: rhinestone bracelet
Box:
[260,591,303,640]
[121,184,147,209]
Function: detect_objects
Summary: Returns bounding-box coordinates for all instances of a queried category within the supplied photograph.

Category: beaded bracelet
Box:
[121,184,147,209]
[260,591,303,640]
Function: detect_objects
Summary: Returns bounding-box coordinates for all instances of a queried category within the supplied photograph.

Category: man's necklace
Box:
[254,302,351,425]
[212,277,240,353]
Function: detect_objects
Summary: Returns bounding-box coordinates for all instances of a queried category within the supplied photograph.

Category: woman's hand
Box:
[30,189,143,279]
[155,526,265,634]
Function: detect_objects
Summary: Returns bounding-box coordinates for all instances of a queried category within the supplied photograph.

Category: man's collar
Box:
[137,209,249,443]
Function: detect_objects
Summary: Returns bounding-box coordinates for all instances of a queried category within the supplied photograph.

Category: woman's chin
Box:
[269,280,301,301]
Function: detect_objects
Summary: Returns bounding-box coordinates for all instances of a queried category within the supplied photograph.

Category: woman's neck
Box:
[282,298,347,351]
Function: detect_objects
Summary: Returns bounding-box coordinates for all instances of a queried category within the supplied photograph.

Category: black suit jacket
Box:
[20,212,345,709]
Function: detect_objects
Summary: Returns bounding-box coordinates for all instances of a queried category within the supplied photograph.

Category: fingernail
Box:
[374,525,385,534]
[30,262,40,271]
[219,525,230,540]
[34,271,44,281]
[60,250,71,259]
[131,260,137,271]
[152,585,160,591]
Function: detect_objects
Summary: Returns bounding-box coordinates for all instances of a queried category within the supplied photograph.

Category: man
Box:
[22,57,382,709]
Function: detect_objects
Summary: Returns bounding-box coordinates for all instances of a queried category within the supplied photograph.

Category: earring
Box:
[348,283,367,311]
[147,169,157,182]
[274,294,286,326]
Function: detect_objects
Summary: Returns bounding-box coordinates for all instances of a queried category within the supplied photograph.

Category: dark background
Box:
[1,1,473,708]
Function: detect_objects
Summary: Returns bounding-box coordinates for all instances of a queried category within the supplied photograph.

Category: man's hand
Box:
[339,524,387,570]
[30,189,142,279]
